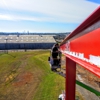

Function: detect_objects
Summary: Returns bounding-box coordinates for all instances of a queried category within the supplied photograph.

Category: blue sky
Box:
[0,0,100,33]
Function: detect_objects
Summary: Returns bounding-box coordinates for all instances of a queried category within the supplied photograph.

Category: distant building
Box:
[0,35,56,50]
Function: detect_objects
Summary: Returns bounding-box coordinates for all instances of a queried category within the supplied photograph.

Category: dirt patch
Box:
[12,72,33,87]
[61,57,100,91]
[76,64,100,91]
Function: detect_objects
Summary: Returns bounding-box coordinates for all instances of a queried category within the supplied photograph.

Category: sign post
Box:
[66,57,76,100]
[60,6,100,100]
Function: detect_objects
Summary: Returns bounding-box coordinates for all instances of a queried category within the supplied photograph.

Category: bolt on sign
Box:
[60,6,100,78]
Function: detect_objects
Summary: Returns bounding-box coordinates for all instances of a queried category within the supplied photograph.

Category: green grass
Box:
[29,51,65,100]
[0,50,65,100]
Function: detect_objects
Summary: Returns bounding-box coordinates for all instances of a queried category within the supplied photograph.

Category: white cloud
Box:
[0,0,99,23]
[0,14,12,20]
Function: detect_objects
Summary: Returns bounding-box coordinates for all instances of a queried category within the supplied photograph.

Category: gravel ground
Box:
[76,85,100,100]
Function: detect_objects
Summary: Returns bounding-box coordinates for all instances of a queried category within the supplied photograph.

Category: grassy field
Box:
[0,50,65,100]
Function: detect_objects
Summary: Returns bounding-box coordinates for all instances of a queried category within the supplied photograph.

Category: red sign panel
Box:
[60,7,100,78]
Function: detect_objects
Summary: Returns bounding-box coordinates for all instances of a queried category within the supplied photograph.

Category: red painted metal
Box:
[70,28,100,58]
[60,28,100,78]
[60,6,100,77]
[66,57,76,100]
[62,51,100,78]
[60,6,100,100]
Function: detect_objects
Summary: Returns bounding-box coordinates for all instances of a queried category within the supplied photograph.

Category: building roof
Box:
[0,35,56,43]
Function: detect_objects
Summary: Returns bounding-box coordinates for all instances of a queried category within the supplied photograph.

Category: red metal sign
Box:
[60,6,100,78]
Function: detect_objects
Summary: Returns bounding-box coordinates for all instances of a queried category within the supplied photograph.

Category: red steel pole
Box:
[65,57,76,100]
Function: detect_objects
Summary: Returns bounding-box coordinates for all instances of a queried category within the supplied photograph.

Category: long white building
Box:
[0,35,56,50]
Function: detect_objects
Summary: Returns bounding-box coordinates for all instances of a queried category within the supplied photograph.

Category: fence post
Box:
[66,57,76,100]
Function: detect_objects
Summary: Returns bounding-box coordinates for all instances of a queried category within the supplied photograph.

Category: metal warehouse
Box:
[0,35,56,50]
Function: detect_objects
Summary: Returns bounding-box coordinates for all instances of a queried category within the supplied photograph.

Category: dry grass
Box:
[0,50,65,100]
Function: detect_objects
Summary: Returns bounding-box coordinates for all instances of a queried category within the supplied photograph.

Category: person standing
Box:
[51,43,60,65]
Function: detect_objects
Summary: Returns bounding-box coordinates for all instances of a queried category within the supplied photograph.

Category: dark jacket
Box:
[52,46,59,58]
